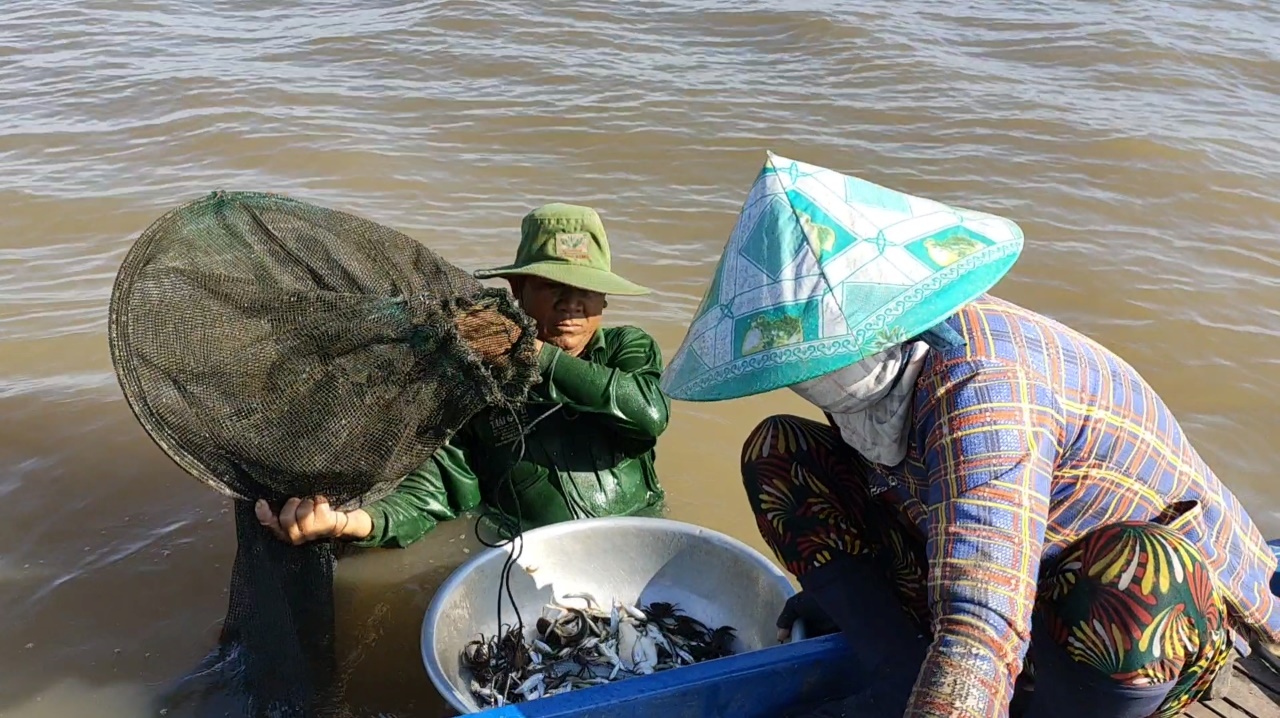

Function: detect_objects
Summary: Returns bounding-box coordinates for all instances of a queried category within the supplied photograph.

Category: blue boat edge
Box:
[471,632,856,718]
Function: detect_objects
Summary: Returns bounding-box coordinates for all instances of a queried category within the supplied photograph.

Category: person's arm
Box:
[536,326,670,440]
[908,360,1062,718]
[351,436,482,549]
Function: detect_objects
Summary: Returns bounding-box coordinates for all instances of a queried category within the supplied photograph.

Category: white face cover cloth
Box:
[789,341,932,466]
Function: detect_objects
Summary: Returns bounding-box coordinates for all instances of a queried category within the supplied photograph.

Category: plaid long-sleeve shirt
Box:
[864,294,1280,718]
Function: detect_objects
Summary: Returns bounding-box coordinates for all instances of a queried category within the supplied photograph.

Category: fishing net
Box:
[106,190,541,717]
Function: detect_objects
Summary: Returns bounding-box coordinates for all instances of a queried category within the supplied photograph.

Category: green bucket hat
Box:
[473,203,651,296]
[659,151,1025,402]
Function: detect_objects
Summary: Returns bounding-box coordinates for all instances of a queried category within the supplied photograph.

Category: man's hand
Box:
[776,590,840,643]
[255,496,371,544]
[455,307,524,362]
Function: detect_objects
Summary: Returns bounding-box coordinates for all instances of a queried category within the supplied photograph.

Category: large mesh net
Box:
[107,190,541,717]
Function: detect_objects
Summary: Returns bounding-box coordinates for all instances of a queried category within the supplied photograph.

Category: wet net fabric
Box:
[107,190,541,717]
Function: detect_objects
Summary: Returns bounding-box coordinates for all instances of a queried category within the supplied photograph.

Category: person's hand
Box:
[456,307,523,362]
[776,590,840,643]
[255,496,351,545]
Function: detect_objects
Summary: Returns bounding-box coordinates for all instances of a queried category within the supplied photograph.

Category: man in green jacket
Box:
[254,203,670,548]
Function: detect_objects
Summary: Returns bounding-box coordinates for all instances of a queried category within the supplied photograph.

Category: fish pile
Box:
[462,592,737,707]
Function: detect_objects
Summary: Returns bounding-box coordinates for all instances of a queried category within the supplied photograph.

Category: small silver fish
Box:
[596,640,623,679]
[585,616,608,638]
[469,679,499,703]
[515,672,545,697]
[561,592,603,611]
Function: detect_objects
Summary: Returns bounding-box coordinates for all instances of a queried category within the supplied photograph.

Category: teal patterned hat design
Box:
[659,151,1025,402]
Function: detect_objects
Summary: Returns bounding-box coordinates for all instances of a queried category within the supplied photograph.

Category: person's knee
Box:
[1036,520,1222,700]
[1044,521,1210,616]
[1027,622,1179,718]
[740,414,817,466]
[1070,520,1205,577]
[740,415,811,504]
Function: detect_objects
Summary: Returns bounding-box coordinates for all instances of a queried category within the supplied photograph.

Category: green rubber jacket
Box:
[353,325,670,549]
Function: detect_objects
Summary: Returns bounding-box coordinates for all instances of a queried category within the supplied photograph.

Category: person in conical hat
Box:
[660,153,1278,717]
[256,203,669,548]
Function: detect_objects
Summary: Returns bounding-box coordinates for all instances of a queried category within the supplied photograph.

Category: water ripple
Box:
[1,2,1280,712]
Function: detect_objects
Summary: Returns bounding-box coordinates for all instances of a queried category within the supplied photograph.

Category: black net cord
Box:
[155,500,343,718]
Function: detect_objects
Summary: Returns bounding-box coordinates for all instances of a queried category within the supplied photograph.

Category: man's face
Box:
[512,277,605,357]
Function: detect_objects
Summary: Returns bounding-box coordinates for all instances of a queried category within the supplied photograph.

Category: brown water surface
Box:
[2,1,1279,715]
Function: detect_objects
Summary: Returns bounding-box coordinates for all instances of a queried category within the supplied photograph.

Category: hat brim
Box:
[659,250,1019,402]
[656,150,1026,403]
[473,261,652,296]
